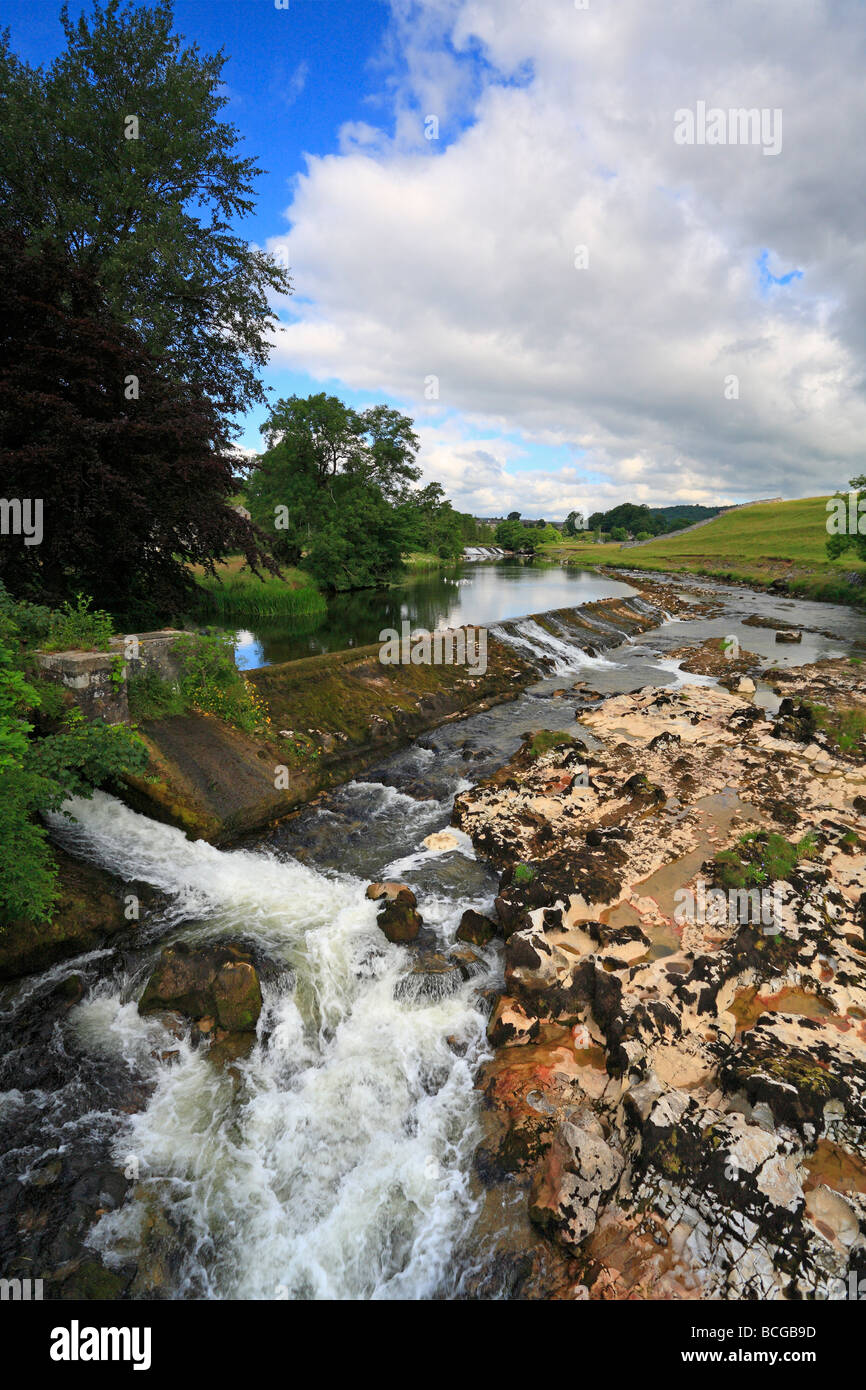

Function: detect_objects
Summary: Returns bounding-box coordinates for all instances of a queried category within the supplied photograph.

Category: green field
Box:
[541,496,866,606]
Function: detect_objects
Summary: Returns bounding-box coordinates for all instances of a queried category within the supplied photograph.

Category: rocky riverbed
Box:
[2,573,865,1301]
[451,646,866,1298]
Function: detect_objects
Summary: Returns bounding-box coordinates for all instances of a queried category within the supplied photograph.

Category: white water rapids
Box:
[29,599,686,1300]
[48,791,496,1300]
[492,618,618,674]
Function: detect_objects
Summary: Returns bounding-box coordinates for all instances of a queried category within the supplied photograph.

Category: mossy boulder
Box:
[720,1027,851,1128]
[139,941,262,1033]
[376,901,422,943]
[0,848,134,981]
[456,908,497,946]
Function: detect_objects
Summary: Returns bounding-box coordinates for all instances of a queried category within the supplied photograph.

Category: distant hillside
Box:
[541,495,866,609]
[649,504,723,524]
[609,495,866,607]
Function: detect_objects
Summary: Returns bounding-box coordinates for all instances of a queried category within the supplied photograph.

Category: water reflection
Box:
[231,560,637,668]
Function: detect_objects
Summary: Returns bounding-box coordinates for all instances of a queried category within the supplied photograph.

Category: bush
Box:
[174,632,270,734]
[0,626,148,922]
[127,667,186,722]
[43,594,114,652]
[0,581,51,644]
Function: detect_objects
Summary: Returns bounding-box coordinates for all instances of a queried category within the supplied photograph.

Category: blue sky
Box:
[2,0,398,451]
[3,0,862,515]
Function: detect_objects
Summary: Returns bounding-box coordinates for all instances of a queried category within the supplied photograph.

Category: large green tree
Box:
[248,394,421,586]
[0,0,290,422]
[396,482,465,559]
[826,475,866,563]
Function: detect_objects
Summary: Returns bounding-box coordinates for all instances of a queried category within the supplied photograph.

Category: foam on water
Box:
[47,793,495,1300]
[493,618,618,674]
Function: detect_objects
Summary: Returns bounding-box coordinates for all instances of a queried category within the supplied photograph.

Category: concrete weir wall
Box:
[36,595,663,844]
[123,596,662,843]
[124,627,539,842]
[36,629,184,724]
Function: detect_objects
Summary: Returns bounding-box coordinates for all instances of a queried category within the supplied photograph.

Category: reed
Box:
[193,568,327,621]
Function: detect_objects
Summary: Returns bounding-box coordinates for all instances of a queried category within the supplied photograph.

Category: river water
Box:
[2,565,864,1299]
[232,558,636,667]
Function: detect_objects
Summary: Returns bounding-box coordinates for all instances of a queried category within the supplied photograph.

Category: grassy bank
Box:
[541,496,866,607]
[402,551,447,571]
[192,557,327,621]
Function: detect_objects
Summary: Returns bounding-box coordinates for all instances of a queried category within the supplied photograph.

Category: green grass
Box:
[539,497,866,607]
[193,562,327,622]
[807,703,866,755]
[714,829,818,889]
[528,730,576,758]
[402,551,447,571]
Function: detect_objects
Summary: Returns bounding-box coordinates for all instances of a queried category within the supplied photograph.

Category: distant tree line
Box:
[586,502,720,541]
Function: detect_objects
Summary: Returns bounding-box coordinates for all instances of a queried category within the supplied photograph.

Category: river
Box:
[1,564,864,1299]
[231,558,637,667]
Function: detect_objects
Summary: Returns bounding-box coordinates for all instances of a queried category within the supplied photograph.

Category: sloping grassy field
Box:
[542,497,866,606]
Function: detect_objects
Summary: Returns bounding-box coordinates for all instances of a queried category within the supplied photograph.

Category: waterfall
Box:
[45,792,496,1300]
[492,618,617,674]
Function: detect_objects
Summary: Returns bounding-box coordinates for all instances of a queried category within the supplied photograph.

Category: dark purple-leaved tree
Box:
[0,233,276,623]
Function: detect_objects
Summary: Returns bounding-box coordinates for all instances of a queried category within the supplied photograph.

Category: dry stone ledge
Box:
[455,665,866,1298]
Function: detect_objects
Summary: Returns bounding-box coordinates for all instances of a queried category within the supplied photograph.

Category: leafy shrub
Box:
[127,667,186,721]
[43,593,114,652]
[0,580,51,644]
[0,629,148,922]
[174,632,270,734]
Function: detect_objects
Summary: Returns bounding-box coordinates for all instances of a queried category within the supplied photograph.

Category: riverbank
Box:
[191,557,327,622]
[3,570,865,1300]
[542,497,866,609]
[452,646,866,1298]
